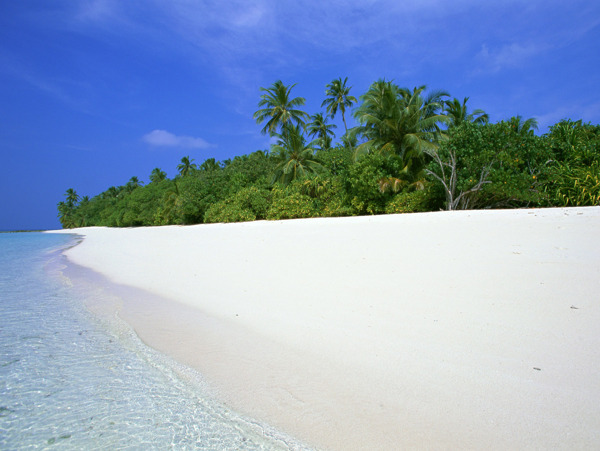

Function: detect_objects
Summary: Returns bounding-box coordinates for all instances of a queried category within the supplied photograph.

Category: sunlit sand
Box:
[50,207,600,449]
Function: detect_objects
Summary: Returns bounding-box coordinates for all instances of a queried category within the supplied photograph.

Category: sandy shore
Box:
[50,207,600,450]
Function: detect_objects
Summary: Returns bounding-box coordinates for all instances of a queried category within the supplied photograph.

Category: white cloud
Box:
[142,129,212,149]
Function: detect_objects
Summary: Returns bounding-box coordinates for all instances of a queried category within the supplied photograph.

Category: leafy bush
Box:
[343,153,390,214]
[546,162,600,206]
[266,186,319,220]
[204,203,257,223]
[204,187,271,223]
[385,189,430,214]
[427,122,551,209]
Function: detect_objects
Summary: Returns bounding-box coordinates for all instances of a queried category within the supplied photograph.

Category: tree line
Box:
[57,78,600,228]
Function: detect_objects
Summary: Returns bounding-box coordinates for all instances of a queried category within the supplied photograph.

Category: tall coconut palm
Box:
[271,125,323,185]
[64,188,79,207]
[150,167,167,183]
[307,112,337,149]
[444,97,489,127]
[354,81,449,176]
[321,77,357,135]
[177,156,197,177]
[253,80,309,136]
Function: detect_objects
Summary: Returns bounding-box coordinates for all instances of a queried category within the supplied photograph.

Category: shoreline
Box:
[49,208,600,449]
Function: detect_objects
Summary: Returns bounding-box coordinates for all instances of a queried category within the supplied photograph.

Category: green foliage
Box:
[315,145,353,176]
[204,187,271,223]
[546,162,600,206]
[57,189,82,228]
[385,188,431,214]
[427,122,551,209]
[546,119,600,166]
[307,112,336,150]
[266,184,319,220]
[298,175,351,217]
[444,97,488,127]
[344,153,397,215]
[149,167,167,183]
[353,81,449,182]
[253,80,309,136]
[270,125,323,185]
[541,120,600,206]
[322,77,357,134]
[177,156,197,177]
[58,78,600,228]
[177,173,225,224]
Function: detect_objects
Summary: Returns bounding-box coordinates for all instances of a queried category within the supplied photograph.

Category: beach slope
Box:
[51,207,600,450]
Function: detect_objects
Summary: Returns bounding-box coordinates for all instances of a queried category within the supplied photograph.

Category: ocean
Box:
[0,232,309,450]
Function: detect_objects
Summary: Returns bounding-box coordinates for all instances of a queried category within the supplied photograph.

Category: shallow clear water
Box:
[0,233,310,450]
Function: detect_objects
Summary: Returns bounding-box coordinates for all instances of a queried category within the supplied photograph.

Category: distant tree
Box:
[150,167,167,183]
[307,112,337,150]
[253,80,309,136]
[177,156,197,177]
[444,97,489,127]
[125,176,143,192]
[199,158,222,172]
[65,188,79,207]
[101,186,121,199]
[58,188,80,228]
[322,77,357,135]
[506,115,538,136]
[271,125,323,185]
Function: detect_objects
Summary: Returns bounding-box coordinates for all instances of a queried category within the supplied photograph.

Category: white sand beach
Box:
[51,207,600,450]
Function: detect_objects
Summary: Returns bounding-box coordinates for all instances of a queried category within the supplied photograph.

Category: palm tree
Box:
[199,158,221,172]
[507,115,538,136]
[321,77,357,135]
[271,125,323,185]
[57,201,74,228]
[126,176,143,192]
[177,156,197,177]
[103,186,121,199]
[307,112,337,149]
[65,188,79,208]
[253,80,309,136]
[444,97,489,127]
[354,81,449,176]
[150,167,167,183]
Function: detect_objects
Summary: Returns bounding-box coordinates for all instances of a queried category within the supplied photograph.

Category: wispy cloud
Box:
[475,43,543,73]
[142,129,213,149]
[0,52,84,110]
[536,101,600,131]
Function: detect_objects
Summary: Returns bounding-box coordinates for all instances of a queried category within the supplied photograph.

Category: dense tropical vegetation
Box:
[58,78,600,228]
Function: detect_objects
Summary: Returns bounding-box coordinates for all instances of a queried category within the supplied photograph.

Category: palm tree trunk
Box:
[342,112,348,135]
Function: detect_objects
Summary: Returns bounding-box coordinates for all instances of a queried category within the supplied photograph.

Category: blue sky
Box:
[1,0,599,230]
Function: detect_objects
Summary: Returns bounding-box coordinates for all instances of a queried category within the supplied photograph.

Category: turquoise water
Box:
[0,233,309,450]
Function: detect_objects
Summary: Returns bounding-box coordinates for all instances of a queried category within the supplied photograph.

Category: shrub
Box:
[266,187,319,220]
[204,186,271,223]
[204,202,257,223]
[385,189,430,214]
